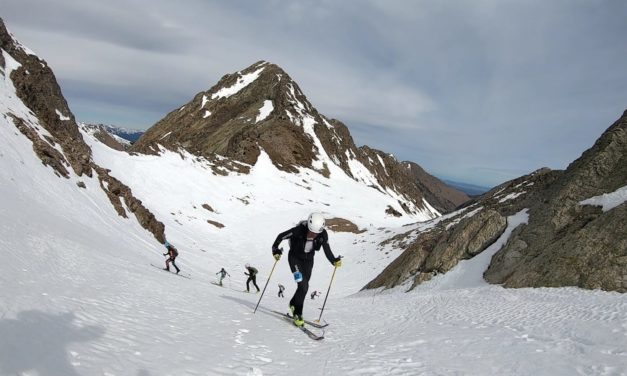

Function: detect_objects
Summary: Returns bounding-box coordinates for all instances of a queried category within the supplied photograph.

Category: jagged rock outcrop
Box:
[1,20,91,177]
[365,209,507,290]
[131,61,467,217]
[0,18,165,244]
[485,111,627,292]
[366,111,627,293]
[365,167,557,291]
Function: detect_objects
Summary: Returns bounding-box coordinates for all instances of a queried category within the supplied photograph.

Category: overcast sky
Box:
[2,0,626,187]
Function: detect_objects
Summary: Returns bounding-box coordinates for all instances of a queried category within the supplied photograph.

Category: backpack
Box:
[169,246,179,257]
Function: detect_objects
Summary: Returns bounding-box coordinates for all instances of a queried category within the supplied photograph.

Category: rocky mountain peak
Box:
[131,60,468,218]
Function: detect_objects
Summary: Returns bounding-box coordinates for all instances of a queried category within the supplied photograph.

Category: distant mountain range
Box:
[84,123,144,143]
[442,179,491,196]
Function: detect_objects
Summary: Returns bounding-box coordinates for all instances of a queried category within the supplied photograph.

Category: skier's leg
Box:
[246,277,251,292]
[297,259,314,315]
[165,258,171,271]
[287,253,301,312]
[172,259,180,273]
[253,276,260,291]
[288,255,313,317]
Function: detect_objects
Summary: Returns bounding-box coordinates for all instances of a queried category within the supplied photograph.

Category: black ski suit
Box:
[272,221,339,317]
[245,266,260,292]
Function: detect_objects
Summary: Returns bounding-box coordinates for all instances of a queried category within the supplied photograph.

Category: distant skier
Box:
[278,284,285,298]
[162,241,180,274]
[244,264,260,293]
[310,290,320,300]
[216,267,230,286]
[271,212,342,327]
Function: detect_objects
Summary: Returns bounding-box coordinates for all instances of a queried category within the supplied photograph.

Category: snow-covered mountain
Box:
[83,123,144,144]
[1,17,626,376]
[130,60,467,216]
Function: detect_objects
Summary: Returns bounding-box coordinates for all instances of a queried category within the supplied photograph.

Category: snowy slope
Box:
[80,125,422,294]
[2,117,626,375]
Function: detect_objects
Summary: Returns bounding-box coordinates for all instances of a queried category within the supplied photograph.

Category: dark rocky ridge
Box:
[0,18,165,243]
[404,161,470,212]
[484,110,627,291]
[365,111,627,293]
[131,61,468,216]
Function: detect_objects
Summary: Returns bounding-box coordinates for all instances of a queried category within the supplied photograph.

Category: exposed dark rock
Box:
[9,114,70,177]
[365,228,442,290]
[423,210,506,273]
[202,204,215,212]
[325,218,365,234]
[1,19,91,177]
[207,220,225,228]
[485,111,627,292]
[94,166,166,243]
[385,206,402,217]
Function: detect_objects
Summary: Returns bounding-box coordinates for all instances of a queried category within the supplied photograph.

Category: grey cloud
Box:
[1,0,626,187]
[1,0,195,52]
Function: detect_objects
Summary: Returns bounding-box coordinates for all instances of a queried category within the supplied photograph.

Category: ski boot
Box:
[293,314,305,327]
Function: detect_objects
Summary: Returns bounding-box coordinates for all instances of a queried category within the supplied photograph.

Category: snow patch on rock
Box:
[255,100,273,123]
[580,185,627,212]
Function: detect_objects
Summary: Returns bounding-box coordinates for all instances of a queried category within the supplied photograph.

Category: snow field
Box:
[1,100,626,374]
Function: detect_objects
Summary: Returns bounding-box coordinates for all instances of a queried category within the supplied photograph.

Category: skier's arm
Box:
[272,227,296,249]
[321,232,341,265]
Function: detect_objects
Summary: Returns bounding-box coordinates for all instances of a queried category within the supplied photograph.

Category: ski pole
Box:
[253,258,279,314]
[316,259,340,323]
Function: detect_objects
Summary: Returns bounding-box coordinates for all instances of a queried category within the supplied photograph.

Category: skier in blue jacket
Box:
[162,241,180,274]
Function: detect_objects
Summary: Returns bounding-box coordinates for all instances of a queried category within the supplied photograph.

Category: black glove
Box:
[163,253,167,256]
[272,247,282,260]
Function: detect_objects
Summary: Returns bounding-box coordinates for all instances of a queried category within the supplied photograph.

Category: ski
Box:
[150,264,191,279]
[273,312,324,340]
[270,310,329,328]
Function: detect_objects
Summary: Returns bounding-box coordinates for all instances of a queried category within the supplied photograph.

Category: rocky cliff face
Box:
[484,111,627,292]
[0,18,165,243]
[130,61,467,217]
[366,112,626,293]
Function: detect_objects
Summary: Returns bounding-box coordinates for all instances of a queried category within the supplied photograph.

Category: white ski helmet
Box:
[245,263,250,268]
[307,212,325,233]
